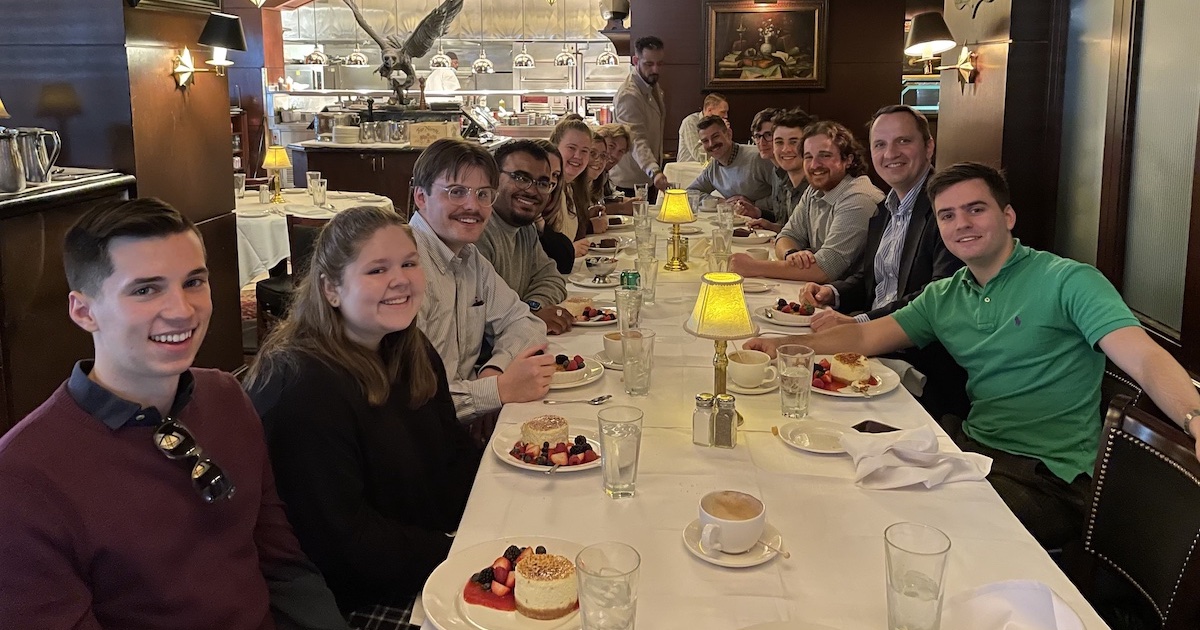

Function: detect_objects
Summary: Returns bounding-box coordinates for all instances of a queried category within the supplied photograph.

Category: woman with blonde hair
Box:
[549,117,594,257]
[532,139,575,273]
[245,206,479,629]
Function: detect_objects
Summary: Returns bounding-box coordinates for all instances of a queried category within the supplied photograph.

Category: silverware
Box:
[763,309,775,319]
[759,538,791,559]
[850,381,873,398]
[544,464,562,475]
[543,394,612,405]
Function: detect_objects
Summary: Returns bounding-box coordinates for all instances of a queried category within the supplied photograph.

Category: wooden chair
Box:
[255,215,330,342]
[1077,394,1200,629]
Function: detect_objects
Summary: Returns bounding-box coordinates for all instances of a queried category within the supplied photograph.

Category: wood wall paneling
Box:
[1183,103,1200,369]
[193,213,245,372]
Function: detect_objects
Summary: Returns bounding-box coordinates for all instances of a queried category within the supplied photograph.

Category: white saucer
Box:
[682,519,784,568]
[776,420,853,454]
[568,273,619,289]
[677,225,702,235]
[727,378,779,395]
[739,623,840,630]
[741,281,776,294]
[547,358,604,390]
[235,209,271,219]
[593,351,623,371]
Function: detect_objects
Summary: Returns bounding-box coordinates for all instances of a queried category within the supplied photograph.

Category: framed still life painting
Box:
[702,0,828,90]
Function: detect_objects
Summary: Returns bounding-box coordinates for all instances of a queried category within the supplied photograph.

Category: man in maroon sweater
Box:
[0,199,348,629]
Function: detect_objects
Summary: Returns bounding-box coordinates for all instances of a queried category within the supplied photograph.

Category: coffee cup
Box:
[699,490,766,555]
[701,197,717,212]
[602,331,624,364]
[728,349,778,388]
[746,247,770,261]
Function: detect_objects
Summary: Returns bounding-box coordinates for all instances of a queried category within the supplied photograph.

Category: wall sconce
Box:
[904,12,956,74]
[173,12,247,87]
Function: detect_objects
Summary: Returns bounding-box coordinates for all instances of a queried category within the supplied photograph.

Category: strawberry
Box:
[491,557,512,571]
[550,443,569,455]
[568,453,585,466]
[524,443,539,457]
[819,359,831,370]
[492,566,509,584]
[549,451,569,466]
[811,378,823,388]
[582,450,600,463]
[822,373,833,384]
[490,581,511,597]
[573,355,584,363]
[516,547,534,564]
[505,571,516,588]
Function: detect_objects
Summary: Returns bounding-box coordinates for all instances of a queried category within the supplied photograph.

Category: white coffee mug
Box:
[602,331,624,364]
[728,349,778,388]
[699,490,766,555]
[746,247,770,261]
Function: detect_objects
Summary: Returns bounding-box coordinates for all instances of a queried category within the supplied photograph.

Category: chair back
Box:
[286,215,330,284]
[1084,395,1200,629]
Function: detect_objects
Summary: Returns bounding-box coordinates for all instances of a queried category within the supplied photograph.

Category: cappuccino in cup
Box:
[602,332,624,364]
[699,490,766,554]
[728,349,778,388]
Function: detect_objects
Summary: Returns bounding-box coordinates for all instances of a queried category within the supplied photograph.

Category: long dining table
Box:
[417,210,1108,629]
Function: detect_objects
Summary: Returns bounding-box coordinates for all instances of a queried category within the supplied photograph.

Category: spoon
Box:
[759,538,791,559]
[543,394,612,405]
[544,464,562,475]
[850,381,873,398]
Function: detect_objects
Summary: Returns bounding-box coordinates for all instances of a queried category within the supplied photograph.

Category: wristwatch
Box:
[785,248,802,258]
[1184,409,1200,438]
[524,300,542,312]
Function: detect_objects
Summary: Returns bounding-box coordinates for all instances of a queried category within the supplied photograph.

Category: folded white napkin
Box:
[941,580,1083,630]
[839,426,991,489]
[877,357,928,397]
[285,204,332,217]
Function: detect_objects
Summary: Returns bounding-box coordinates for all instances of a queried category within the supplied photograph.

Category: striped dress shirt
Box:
[853,173,927,323]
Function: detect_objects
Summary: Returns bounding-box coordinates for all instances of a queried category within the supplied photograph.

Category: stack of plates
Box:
[333,125,358,144]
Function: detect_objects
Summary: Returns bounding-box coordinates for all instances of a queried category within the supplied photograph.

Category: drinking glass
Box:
[634,258,658,303]
[614,287,643,332]
[777,344,815,418]
[711,228,732,256]
[686,189,702,213]
[306,170,321,195]
[634,183,649,201]
[233,173,246,199]
[631,200,648,219]
[576,541,641,629]
[884,522,951,630]
[620,329,655,397]
[706,251,730,272]
[597,406,644,497]
[312,178,328,206]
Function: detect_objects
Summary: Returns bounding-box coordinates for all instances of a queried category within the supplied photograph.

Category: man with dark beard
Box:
[477,140,572,334]
[610,36,668,202]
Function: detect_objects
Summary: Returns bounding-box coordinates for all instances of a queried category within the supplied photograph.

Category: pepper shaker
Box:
[713,393,737,448]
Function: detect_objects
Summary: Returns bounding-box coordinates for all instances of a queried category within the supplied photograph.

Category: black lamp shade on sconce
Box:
[198,12,247,52]
[905,12,956,58]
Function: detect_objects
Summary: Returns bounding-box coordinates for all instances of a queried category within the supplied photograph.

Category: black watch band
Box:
[785,248,802,258]
[525,300,542,312]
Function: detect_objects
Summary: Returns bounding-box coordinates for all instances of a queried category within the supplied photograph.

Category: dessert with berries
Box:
[551,354,589,384]
[774,298,815,316]
[830,352,871,384]
[522,415,569,448]
[514,553,578,620]
[811,356,880,392]
[575,306,617,323]
[508,433,599,468]
[561,296,594,318]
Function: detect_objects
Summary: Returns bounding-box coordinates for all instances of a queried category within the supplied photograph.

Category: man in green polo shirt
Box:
[747,162,1200,548]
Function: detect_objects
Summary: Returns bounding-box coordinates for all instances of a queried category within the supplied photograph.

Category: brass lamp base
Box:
[664,223,689,271]
[268,169,285,204]
[712,339,744,427]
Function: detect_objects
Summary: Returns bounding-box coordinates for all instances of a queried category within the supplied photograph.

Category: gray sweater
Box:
[779,175,884,281]
[476,214,567,307]
[686,144,774,203]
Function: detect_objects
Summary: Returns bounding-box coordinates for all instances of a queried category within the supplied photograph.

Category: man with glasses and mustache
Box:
[0,199,347,628]
[477,140,572,335]
[686,114,774,203]
[411,138,555,424]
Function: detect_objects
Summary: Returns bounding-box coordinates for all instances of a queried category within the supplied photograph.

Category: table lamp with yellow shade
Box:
[656,188,696,271]
[685,271,758,397]
[261,145,292,204]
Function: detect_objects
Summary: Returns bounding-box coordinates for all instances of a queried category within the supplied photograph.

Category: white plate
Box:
[727,378,779,395]
[568,274,619,289]
[235,208,271,219]
[357,194,390,203]
[777,420,853,454]
[422,537,584,630]
[754,306,811,327]
[677,224,702,235]
[491,423,601,473]
[285,204,334,217]
[572,301,618,327]
[708,214,749,226]
[739,623,840,630]
[593,351,623,371]
[732,230,775,245]
[741,281,776,294]
[812,356,901,398]
[548,358,604,390]
[326,191,355,199]
[586,236,631,255]
[282,188,307,195]
[605,215,634,231]
[682,519,783,568]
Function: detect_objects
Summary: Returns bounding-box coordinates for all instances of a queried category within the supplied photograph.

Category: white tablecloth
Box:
[418,220,1108,630]
[234,190,394,287]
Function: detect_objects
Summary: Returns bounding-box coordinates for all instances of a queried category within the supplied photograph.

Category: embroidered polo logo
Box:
[1014,315,1022,327]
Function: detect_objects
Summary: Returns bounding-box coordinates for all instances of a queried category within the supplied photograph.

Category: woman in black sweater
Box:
[245,206,480,629]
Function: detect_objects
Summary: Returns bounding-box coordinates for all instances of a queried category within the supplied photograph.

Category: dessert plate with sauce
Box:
[547,358,604,390]
[571,301,618,327]
[422,537,584,630]
[731,229,774,245]
[754,306,811,327]
[682,520,784,568]
[567,273,619,289]
[491,423,601,473]
[811,355,901,398]
[777,420,853,454]
[586,236,632,255]
[606,215,634,231]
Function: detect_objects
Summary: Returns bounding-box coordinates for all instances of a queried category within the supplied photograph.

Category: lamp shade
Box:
[199,12,247,52]
[262,145,292,170]
[0,95,9,119]
[685,272,758,340]
[656,189,695,224]
[904,12,955,58]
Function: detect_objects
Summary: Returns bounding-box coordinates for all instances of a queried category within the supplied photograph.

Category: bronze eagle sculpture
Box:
[342,0,464,102]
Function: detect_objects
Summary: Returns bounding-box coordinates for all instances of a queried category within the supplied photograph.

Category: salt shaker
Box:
[713,394,737,448]
[692,393,715,446]
[258,185,270,204]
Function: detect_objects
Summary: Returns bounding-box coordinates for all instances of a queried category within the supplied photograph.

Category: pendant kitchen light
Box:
[472,0,494,74]
[596,43,618,67]
[430,43,452,69]
[512,0,535,69]
[302,1,327,65]
[346,42,369,67]
[553,0,574,67]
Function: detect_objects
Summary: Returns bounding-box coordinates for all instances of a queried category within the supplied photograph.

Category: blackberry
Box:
[776,298,787,308]
[535,545,547,554]
[542,441,551,451]
[582,443,593,452]
[574,435,587,446]
[555,354,569,365]
[503,545,522,562]
[535,456,548,466]
[478,567,494,583]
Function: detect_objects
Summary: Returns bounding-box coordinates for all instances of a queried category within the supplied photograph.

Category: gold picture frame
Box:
[703,0,828,91]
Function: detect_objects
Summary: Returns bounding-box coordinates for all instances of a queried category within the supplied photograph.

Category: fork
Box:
[850,381,873,398]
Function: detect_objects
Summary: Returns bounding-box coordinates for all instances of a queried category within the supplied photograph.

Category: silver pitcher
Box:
[17,127,61,184]
[0,128,26,193]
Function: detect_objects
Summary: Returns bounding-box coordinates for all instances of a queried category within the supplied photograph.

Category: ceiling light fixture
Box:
[553,0,575,66]
[472,0,494,74]
[597,43,619,67]
[513,0,535,69]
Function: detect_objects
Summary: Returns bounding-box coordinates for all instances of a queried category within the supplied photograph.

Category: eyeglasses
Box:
[751,132,773,142]
[501,170,556,193]
[442,184,497,206]
[153,419,236,503]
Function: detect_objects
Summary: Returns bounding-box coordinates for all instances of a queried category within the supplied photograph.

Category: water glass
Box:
[706,251,730,272]
[635,233,656,261]
[634,183,649,201]
[631,200,648,219]
[634,258,658,303]
[614,287,643,332]
[686,189,702,212]
[306,170,321,194]
[777,344,814,418]
[358,123,375,144]
[234,173,246,199]
[884,522,951,630]
[711,229,732,256]
[620,329,655,397]
[597,406,644,497]
[312,178,328,206]
[576,541,641,629]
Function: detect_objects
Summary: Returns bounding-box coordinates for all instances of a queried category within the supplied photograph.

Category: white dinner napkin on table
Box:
[839,425,991,489]
[941,580,1084,630]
